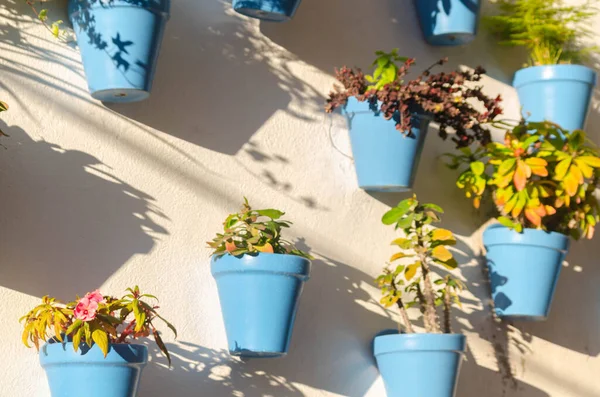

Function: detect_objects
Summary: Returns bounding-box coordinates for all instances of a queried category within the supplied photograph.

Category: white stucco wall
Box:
[1,0,599,396]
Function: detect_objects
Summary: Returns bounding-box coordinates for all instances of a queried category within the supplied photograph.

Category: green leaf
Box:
[396,213,415,230]
[555,158,572,180]
[382,198,417,225]
[92,329,109,357]
[498,158,516,176]
[72,328,82,352]
[390,238,412,249]
[422,203,444,213]
[470,161,485,176]
[65,319,83,335]
[255,209,285,220]
[436,257,458,270]
[390,252,410,262]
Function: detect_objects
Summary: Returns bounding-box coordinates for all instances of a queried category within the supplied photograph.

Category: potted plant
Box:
[325,49,503,192]
[484,0,597,131]
[67,0,170,102]
[232,0,302,22]
[375,196,465,397]
[208,198,312,357]
[414,0,482,46]
[0,100,7,138]
[21,286,176,397]
[446,121,600,319]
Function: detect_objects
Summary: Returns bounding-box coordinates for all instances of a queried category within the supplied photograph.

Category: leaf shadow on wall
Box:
[259,0,524,86]
[0,122,168,300]
[105,0,323,155]
[140,247,399,396]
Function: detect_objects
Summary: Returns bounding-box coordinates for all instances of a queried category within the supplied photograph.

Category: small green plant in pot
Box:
[325,49,502,192]
[208,198,312,357]
[21,287,176,397]
[374,196,466,397]
[446,121,600,319]
[484,0,598,130]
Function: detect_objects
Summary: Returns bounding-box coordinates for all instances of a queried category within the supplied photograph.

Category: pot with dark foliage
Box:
[326,49,502,192]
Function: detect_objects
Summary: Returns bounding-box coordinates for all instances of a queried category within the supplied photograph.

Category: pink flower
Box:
[74,297,98,322]
[84,290,105,304]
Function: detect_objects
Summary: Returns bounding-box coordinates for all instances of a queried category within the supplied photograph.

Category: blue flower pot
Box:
[342,97,430,192]
[211,253,311,357]
[374,332,466,397]
[68,0,170,103]
[414,0,481,46]
[232,0,302,22]
[483,225,570,320]
[513,65,597,131]
[40,342,147,397]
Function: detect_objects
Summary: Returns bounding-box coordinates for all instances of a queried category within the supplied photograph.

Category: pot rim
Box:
[68,0,171,19]
[483,224,570,253]
[40,342,148,367]
[210,252,311,280]
[373,332,466,357]
[513,64,597,88]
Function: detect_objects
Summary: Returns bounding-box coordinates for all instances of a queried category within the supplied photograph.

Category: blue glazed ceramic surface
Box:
[211,253,311,357]
[513,65,597,131]
[232,0,302,22]
[374,332,466,397]
[342,97,430,192]
[483,224,570,320]
[68,0,170,103]
[40,342,147,397]
[414,0,481,46]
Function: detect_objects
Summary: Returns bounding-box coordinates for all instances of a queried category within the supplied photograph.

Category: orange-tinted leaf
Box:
[525,209,542,227]
[577,156,600,168]
[513,160,528,191]
[432,246,453,262]
[405,262,421,281]
[575,158,594,178]
[256,243,274,253]
[525,158,547,167]
[545,205,557,215]
[473,196,481,209]
[225,241,237,253]
[530,165,548,177]
[431,229,454,241]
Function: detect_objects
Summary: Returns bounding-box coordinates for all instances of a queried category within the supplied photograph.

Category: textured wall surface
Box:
[1,0,599,396]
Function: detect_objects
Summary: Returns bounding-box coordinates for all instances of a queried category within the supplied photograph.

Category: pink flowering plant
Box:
[20,286,177,365]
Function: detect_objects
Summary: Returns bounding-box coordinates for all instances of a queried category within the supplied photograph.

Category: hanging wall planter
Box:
[375,332,466,397]
[21,288,176,397]
[232,0,302,22]
[374,198,466,397]
[483,225,569,320]
[513,65,596,131]
[448,122,600,321]
[326,50,502,192]
[208,199,312,357]
[343,97,429,192]
[414,0,481,46]
[41,343,147,397]
[211,253,310,357]
[68,0,171,103]
[485,0,598,130]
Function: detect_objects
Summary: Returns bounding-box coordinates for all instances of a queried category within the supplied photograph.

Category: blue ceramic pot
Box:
[514,65,597,131]
[211,253,311,357]
[68,0,170,103]
[414,0,481,46]
[483,225,570,320]
[40,342,147,397]
[342,97,430,192]
[232,0,302,22]
[374,332,466,397]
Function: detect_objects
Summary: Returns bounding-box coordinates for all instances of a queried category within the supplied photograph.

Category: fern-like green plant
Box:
[484,0,598,66]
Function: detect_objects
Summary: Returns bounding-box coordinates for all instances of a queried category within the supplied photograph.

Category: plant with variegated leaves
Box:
[207,198,312,259]
[446,121,600,239]
[376,196,464,334]
[20,287,177,365]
